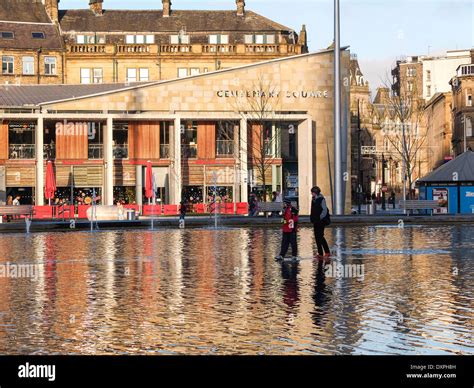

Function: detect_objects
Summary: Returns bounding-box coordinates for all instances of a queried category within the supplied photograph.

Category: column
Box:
[35,115,44,206]
[239,118,248,204]
[105,115,114,205]
[135,165,143,206]
[170,116,181,205]
[297,117,313,215]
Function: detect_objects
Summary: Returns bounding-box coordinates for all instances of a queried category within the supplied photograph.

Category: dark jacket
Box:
[310,194,328,224]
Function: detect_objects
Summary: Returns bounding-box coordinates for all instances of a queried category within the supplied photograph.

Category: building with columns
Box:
[0,49,351,215]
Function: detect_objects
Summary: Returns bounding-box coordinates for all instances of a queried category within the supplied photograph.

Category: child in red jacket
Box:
[275,199,299,261]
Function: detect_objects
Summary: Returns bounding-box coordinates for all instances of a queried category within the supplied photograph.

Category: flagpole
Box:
[334,0,343,215]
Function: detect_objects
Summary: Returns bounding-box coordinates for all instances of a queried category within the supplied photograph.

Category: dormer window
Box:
[0,32,14,39]
[76,35,106,44]
[32,32,45,39]
[125,35,154,44]
[209,34,228,44]
[170,34,190,44]
[244,34,275,44]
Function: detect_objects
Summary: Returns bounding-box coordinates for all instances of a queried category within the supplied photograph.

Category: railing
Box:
[216,140,234,157]
[202,45,236,53]
[181,144,197,159]
[245,44,280,53]
[9,144,35,159]
[88,144,103,159]
[65,43,302,56]
[113,145,128,159]
[43,143,56,160]
[69,45,106,53]
[160,144,170,159]
[117,45,151,54]
[160,45,192,53]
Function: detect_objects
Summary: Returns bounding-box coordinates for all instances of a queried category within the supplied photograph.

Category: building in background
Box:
[0,0,64,85]
[391,50,472,101]
[0,0,308,85]
[450,59,474,156]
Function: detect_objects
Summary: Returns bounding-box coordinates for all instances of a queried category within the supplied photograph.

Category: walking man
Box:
[310,186,331,260]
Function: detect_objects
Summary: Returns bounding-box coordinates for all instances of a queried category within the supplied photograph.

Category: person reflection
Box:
[281,261,299,310]
[312,260,332,327]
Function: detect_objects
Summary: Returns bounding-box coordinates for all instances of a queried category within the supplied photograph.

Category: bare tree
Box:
[379,79,427,199]
[224,75,283,202]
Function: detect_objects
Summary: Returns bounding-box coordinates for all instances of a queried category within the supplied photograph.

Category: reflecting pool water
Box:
[0,225,472,355]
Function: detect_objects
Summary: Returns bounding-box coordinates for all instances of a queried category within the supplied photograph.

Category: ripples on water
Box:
[0,226,472,355]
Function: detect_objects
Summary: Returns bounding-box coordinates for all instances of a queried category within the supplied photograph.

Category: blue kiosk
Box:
[418,150,474,214]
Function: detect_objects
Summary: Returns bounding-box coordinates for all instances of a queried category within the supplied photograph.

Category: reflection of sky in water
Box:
[0,226,472,355]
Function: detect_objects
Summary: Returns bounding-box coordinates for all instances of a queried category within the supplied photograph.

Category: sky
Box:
[62,0,473,94]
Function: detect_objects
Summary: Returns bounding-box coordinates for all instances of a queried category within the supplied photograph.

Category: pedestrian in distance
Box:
[179,200,187,221]
[275,199,299,262]
[310,186,331,261]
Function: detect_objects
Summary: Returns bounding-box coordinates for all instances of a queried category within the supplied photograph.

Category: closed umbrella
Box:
[44,161,56,206]
[145,161,153,204]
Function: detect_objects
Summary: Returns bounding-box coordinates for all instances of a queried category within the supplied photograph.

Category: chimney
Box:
[44,0,59,23]
[298,25,308,52]
[236,0,245,16]
[89,0,103,16]
[162,0,171,17]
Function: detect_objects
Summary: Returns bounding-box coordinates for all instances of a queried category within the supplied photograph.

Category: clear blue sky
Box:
[62,0,473,92]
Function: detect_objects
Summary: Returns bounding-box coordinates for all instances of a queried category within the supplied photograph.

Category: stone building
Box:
[450,59,474,156]
[0,50,352,215]
[0,0,64,85]
[1,0,308,85]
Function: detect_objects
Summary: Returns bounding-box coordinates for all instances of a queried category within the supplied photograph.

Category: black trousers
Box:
[313,223,330,255]
[280,232,297,257]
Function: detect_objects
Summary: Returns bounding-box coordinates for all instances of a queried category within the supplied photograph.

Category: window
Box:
[245,34,275,44]
[170,34,190,44]
[44,56,56,75]
[139,68,149,81]
[426,85,431,98]
[22,56,34,75]
[126,68,137,82]
[76,35,103,44]
[190,68,200,76]
[80,68,91,84]
[0,31,14,39]
[32,32,45,39]
[178,68,188,78]
[466,117,472,137]
[407,81,413,92]
[216,122,235,156]
[406,67,416,77]
[93,68,103,83]
[125,35,149,44]
[2,56,14,74]
[426,70,431,82]
[113,122,129,159]
[209,34,228,44]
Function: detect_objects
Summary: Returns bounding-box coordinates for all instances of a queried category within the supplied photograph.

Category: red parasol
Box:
[44,160,56,205]
[145,161,153,204]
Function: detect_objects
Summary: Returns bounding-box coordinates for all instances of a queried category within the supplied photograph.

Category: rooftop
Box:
[58,9,293,33]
